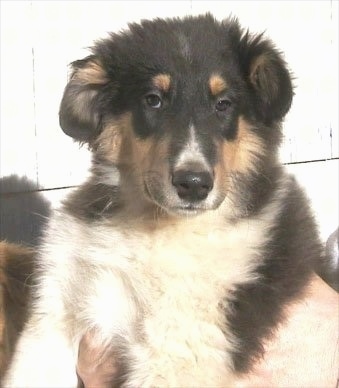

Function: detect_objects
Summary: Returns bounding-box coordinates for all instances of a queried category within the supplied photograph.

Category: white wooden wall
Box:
[1,1,338,241]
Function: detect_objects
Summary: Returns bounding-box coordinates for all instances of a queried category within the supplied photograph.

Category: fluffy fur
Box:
[4,14,323,387]
[0,242,35,379]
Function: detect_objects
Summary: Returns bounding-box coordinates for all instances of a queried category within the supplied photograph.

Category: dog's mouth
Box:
[143,179,222,217]
[170,204,206,216]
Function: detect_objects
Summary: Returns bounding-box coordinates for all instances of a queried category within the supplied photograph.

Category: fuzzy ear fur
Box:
[59,56,109,143]
[238,31,293,124]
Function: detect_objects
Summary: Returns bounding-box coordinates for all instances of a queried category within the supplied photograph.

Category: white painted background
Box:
[0,0,338,241]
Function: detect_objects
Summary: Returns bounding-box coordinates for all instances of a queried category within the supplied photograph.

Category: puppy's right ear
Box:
[59,56,109,143]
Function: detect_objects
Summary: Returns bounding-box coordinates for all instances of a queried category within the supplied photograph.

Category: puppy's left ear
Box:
[239,33,294,123]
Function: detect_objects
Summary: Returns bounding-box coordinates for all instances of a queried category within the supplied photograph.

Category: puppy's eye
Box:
[215,99,231,112]
[145,94,162,109]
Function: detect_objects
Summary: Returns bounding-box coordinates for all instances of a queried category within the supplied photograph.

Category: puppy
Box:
[4,14,323,387]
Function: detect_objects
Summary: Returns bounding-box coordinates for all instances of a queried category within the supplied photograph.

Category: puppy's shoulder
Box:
[63,181,121,221]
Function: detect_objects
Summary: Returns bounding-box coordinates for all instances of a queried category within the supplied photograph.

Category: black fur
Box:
[0,175,50,246]
[64,182,121,220]
[224,176,322,371]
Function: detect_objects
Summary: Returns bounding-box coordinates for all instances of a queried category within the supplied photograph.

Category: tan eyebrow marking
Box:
[209,74,227,96]
[152,74,171,92]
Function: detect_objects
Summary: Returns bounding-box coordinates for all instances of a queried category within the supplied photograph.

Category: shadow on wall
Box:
[0,175,51,247]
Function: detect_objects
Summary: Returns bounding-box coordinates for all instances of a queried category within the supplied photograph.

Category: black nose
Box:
[172,170,213,201]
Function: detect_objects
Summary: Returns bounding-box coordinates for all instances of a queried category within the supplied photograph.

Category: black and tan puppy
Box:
[4,14,323,387]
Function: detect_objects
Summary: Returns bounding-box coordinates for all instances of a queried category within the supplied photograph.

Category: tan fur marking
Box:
[96,113,170,212]
[131,135,170,181]
[152,74,171,92]
[72,60,108,85]
[0,242,34,287]
[121,123,171,213]
[95,114,132,164]
[209,74,227,96]
[71,89,98,123]
[212,157,228,201]
[0,242,35,379]
[112,114,169,175]
[250,54,266,84]
[222,116,265,174]
[250,53,281,101]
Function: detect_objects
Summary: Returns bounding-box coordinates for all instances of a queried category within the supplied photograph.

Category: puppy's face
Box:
[59,15,293,216]
[109,73,265,216]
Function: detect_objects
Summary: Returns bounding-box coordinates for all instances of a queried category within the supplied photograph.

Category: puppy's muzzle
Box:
[172,170,214,202]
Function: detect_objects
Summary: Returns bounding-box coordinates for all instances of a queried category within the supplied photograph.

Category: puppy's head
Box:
[59,14,293,217]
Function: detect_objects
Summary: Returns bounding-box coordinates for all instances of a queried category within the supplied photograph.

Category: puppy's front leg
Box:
[76,329,127,388]
[3,323,77,387]
[74,270,149,388]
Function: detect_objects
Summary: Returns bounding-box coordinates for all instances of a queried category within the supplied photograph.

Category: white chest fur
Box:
[35,201,279,387]
[5,198,281,387]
